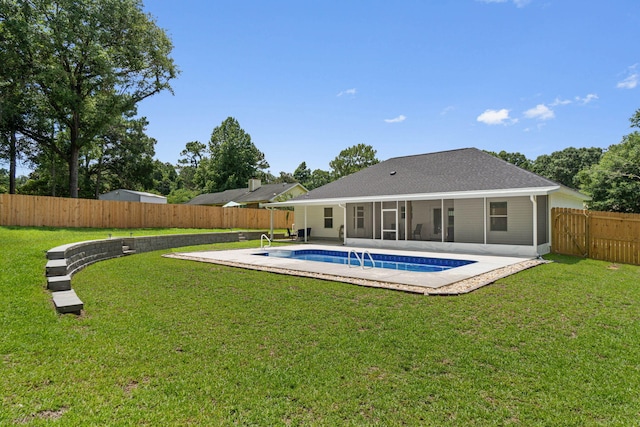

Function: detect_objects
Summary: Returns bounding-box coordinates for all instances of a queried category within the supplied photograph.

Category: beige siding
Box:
[453,198,484,243]
[550,192,586,209]
[294,205,344,239]
[486,196,533,245]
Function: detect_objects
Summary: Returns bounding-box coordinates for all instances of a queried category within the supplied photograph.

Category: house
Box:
[186,179,308,209]
[265,148,588,257]
[98,189,167,204]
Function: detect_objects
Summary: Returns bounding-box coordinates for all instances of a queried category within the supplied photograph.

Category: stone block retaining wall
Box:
[45,231,275,314]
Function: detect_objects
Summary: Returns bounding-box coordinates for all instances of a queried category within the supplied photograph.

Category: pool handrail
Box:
[348,249,361,268]
[348,249,376,270]
[260,234,271,248]
[363,250,376,269]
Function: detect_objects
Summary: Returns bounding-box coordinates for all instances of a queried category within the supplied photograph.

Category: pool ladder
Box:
[260,234,271,248]
[348,249,376,269]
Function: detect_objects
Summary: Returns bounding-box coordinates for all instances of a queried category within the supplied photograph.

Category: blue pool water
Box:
[255,249,475,273]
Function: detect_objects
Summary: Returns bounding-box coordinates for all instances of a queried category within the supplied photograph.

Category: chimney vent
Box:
[248,179,262,192]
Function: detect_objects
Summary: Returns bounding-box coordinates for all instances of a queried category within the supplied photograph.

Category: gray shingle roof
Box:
[186,183,303,205]
[296,148,559,201]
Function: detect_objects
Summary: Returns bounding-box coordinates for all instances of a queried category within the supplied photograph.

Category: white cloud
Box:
[477,0,531,7]
[384,115,406,123]
[524,104,555,120]
[575,93,599,104]
[617,64,638,89]
[337,88,357,97]
[513,0,531,7]
[476,109,515,125]
[617,74,638,89]
[440,106,455,116]
[550,97,572,106]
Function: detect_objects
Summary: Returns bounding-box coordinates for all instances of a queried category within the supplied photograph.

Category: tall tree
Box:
[206,117,268,192]
[329,143,378,178]
[532,147,602,188]
[307,168,332,190]
[577,132,640,213]
[0,0,34,193]
[80,114,157,197]
[177,141,207,191]
[293,161,311,185]
[1,0,177,197]
[485,150,532,170]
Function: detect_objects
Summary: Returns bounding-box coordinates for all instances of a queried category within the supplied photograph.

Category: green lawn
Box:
[1,226,639,425]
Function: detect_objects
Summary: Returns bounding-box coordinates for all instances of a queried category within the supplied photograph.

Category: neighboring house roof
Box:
[100,189,167,200]
[270,148,588,205]
[186,182,306,206]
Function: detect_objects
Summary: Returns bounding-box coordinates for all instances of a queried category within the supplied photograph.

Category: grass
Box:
[1,226,640,425]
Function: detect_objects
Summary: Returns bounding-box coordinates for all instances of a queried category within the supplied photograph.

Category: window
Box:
[324,207,333,229]
[490,202,508,231]
[354,206,365,229]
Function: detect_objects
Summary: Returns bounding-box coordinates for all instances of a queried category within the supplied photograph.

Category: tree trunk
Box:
[68,147,79,198]
[68,113,80,198]
[9,131,17,194]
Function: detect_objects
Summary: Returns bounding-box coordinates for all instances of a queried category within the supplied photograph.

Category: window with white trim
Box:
[354,206,365,229]
[324,207,333,229]
[490,202,508,231]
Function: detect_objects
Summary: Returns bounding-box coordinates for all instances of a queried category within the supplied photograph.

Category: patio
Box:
[165,244,544,295]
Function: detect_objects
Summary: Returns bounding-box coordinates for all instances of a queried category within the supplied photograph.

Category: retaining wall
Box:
[45,231,275,314]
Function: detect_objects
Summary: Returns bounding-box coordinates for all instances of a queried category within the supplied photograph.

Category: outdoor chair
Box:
[298,227,311,241]
[412,223,423,240]
[286,228,298,240]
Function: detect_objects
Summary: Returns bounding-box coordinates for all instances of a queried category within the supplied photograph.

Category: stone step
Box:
[52,289,83,314]
[46,259,68,277]
[47,275,71,291]
[122,245,136,255]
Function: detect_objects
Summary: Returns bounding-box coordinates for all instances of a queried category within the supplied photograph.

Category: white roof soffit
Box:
[264,186,564,207]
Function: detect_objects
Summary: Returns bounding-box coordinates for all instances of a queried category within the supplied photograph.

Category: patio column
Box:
[341,204,347,245]
[441,199,445,243]
[483,197,487,245]
[304,205,308,243]
[269,208,274,240]
[530,195,538,252]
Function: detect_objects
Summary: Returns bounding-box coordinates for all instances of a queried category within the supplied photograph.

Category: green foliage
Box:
[293,161,311,184]
[166,188,199,204]
[205,117,269,192]
[2,227,640,424]
[578,132,640,213]
[485,150,532,170]
[0,0,178,197]
[307,168,333,190]
[0,168,8,192]
[151,160,179,196]
[329,143,379,178]
[532,147,602,189]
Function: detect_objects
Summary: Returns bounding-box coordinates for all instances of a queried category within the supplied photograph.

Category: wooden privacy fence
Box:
[552,207,640,265]
[0,194,291,230]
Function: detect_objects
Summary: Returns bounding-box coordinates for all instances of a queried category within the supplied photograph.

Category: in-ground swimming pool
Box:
[255,249,475,273]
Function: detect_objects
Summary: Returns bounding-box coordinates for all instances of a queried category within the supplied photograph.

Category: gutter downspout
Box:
[530,195,538,256]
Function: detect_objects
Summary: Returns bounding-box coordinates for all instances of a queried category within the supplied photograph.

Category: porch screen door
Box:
[382,208,397,240]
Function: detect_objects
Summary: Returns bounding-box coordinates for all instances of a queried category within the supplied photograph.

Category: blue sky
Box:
[136,0,640,176]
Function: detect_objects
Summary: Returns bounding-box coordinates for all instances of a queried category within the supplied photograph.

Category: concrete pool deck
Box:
[165,244,546,295]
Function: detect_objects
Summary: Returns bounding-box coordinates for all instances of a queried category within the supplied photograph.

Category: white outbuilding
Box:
[98,189,167,204]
